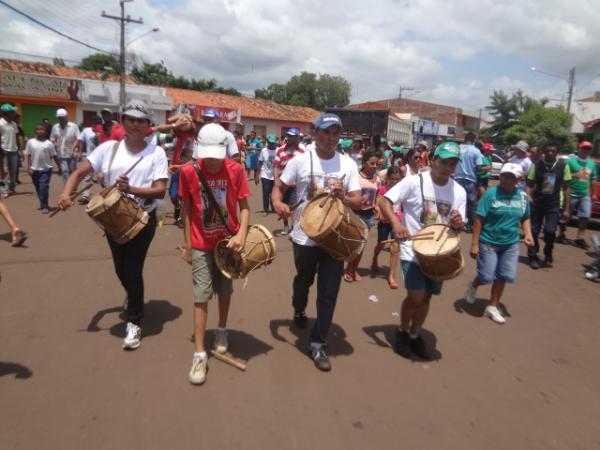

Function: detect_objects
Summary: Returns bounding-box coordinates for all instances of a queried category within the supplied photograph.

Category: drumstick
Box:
[120,156,144,179]
[380,234,435,244]
[49,183,94,218]
[210,350,247,371]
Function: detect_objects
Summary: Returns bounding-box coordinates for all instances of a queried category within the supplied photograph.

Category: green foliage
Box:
[255,71,351,110]
[53,57,66,67]
[503,104,576,151]
[77,53,121,73]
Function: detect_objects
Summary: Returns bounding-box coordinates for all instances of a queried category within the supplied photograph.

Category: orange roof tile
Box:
[0,59,136,84]
[166,87,320,123]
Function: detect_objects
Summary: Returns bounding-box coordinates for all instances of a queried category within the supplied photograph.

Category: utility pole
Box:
[398,86,416,99]
[566,66,576,114]
[102,0,142,109]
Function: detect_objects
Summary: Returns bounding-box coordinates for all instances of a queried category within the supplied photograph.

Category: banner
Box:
[176,103,241,123]
[0,71,81,101]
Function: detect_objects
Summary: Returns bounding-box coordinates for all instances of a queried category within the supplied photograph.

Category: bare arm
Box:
[58,160,94,209]
[180,196,192,264]
[378,196,409,240]
[227,198,250,251]
[117,177,167,200]
[272,179,290,219]
[469,215,483,258]
[344,190,362,210]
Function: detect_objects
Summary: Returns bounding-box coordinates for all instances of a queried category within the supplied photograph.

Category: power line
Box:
[0,0,117,56]
[0,48,82,64]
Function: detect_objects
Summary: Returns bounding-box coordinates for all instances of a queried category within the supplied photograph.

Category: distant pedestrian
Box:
[455,132,483,231]
[477,143,494,198]
[273,128,304,235]
[0,103,20,196]
[508,140,532,189]
[257,134,278,214]
[50,108,79,182]
[25,124,62,213]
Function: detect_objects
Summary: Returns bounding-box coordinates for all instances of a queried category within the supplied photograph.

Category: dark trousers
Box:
[527,206,559,259]
[292,243,344,345]
[456,178,477,228]
[106,211,157,325]
[261,177,274,212]
[5,151,18,191]
[31,169,51,209]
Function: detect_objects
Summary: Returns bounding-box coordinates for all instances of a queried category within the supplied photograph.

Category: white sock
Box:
[194,351,207,360]
[217,326,227,333]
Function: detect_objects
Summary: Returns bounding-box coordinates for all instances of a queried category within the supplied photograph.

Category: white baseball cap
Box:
[500,162,523,178]
[56,108,68,118]
[195,123,227,159]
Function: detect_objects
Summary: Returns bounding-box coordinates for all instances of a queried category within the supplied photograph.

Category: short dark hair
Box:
[386,165,402,178]
[544,142,559,150]
[363,149,382,161]
[465,132,476,142]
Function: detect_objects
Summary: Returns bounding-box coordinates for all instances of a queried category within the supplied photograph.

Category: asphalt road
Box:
[1,173,599,450]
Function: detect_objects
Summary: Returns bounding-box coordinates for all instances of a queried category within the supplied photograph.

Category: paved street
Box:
[1,175,599,450]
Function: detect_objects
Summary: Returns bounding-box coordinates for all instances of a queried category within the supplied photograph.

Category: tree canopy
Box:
[77,53,121,73]
[255,72,351,110]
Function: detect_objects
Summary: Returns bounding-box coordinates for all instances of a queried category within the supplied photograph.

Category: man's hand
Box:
[522,235,534,247]
[561,209,570,223]
[227,232,246,253]
[180,246,192,265]
[254,176,260,186]
[58,194,74,211]
[273,200,292,220]
[116,175,130,193]
[94,172,105,187]
[469,244,479,259]
[330,178,345,199]
[449,210,464,231]
[392,223,410,241]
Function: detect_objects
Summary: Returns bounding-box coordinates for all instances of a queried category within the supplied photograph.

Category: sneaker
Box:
[574,238,589,249]
[484,305,506,324]
[188,356,208,385]
[556,235,568,244]
[585,269,599,280]
[41,208,49,214]
[78,197,90,205]
[394,329,411,358]
[309,347,331,371]
[213,328,228,354]
[543,256,554,268]
[122,322,141,350]
[529,257,541,270]
[409,336,430,360]
[280,226,289,236]
[293,310,308,328]
[464,282,477,304]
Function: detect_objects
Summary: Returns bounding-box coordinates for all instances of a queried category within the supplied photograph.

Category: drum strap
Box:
[107,141,120,184]
[192,160,234,235]
[418,172,426,225]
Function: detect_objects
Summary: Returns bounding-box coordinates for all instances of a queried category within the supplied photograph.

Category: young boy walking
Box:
[179,123,251,385]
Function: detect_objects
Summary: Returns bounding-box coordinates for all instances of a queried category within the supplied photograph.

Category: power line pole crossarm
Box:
[101,0,143,109]
[566,66,576,114]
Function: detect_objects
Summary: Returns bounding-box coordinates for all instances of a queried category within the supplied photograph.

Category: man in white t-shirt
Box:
[0,104,21,196]
[50,108,80,182]
[508,140,532,189]
[380,141,466,360]
[72,116,101,204]
[272,113,361,371]
[194,109,240,163]
[257,133,278,214]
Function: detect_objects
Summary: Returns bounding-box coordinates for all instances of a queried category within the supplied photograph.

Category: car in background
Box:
[490,151,506,179]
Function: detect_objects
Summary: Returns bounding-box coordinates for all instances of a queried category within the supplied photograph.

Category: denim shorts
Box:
[401,260,443,295]
[168,170,181,201]
[377,222,397,242]
[356,209,376,230]
[476,241,520,284]
[570,195,592,219]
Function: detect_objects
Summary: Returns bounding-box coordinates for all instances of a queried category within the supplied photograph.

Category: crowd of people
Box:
[1,100,598,385]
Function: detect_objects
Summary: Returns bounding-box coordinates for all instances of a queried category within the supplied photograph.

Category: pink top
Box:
[358,173,380,211]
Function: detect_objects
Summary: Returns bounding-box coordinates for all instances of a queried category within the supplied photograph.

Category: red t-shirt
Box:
[179,159,251,252]
[172,130,196,165]
[95,122,125,143]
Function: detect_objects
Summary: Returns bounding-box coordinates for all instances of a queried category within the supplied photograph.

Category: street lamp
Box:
[127,27,160,46]
[531,66,576,113]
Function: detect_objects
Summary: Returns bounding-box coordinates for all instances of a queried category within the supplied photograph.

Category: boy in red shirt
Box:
[179,123,251,385]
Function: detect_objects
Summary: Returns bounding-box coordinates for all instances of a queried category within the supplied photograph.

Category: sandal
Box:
[11,229,27,247]
[343,273,354,283]
[353,272,362,282]
[388,279,399,289]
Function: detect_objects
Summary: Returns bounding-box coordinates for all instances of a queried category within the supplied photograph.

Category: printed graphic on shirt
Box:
[361,187,377,208]
[423,196,452,225]
[179,137,195,163]
[542,174,556,194]
[305,173,345,200]
[200,179,228,233]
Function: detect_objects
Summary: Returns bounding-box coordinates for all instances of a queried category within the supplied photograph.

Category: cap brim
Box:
[196,145,226,159]
[122,110,150,119]
[316,122,341,130]
[436,151,460,160]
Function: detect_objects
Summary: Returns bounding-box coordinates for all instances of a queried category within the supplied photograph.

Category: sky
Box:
[2,0,600,114]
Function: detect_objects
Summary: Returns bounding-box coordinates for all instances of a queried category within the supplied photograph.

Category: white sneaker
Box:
[464,282,477,304]
[189,357,207,385]
[122,322,141,349]
[585,269,599,281]
[213,329,228,354]
[484,305,506,324]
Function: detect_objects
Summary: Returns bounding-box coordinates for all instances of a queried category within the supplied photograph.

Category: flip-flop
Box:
[388,279,399,289]
[11,230,27,247]
[353,273,362,281]
[343,273,354,283]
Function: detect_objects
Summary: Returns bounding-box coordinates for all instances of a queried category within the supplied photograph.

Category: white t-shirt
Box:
[51,122,80,158]
[508,155,532,189]
[87,140,169,212]
[259,147,277,180]
[280,149,361,246]
[384,171,466,261]
[225,130,239,158]
[0,118,18,152]
[77,127,97,155]
[25,138,56,171]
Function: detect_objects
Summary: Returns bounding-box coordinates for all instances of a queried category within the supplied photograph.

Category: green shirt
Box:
[477,186,530,246]
[565,156,597,197]
[477,155,492,180]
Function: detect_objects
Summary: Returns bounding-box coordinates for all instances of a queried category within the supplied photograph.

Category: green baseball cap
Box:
[266,134,278,144]
[434,141,461,160]
[393,145,404,154]
[1,103,16,112]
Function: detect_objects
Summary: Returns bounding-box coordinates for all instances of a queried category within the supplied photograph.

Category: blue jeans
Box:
[292,243,344,346]
[456,178,477,228]
[528,206,559,259]
[476,242,520,284]
[168,170,180,201]
[59,157,76,182]
[31,169,52,209]
[261,177,274,212]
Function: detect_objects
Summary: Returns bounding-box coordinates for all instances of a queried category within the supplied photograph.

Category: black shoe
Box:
[574,238,589,249]
[293,310,308,328]
[556,235,568,244]
[409,336,431,360]
[394,329,411,358]
[529,257,541,270]
[175,218,184,229]
[543,257,554,268]
[309,348,331,371]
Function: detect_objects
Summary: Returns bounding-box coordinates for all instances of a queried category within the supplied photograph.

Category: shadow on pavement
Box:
[84,299,182,339]
[269,319,354,357]
[0,232,11,243]
[190,329,274,362]
[0,362,33,379]
[362,324,442,361]
[453,298,512,318]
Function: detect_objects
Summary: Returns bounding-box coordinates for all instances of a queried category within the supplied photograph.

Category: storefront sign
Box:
[176,103,241,123]
[0,71,81,100]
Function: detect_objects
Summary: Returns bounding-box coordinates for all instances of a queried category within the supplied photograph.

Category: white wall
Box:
[571,101,600,134]
[240,118,279,137]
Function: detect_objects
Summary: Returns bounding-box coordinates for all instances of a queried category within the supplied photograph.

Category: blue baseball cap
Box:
[314,113,342,130]
[202,108,219,118]
[286,127,301,136]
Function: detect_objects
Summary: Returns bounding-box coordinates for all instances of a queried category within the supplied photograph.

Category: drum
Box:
[300,193,368,261]
[412,224,463,281]
[85,186,149,244]
[214,224,277,279]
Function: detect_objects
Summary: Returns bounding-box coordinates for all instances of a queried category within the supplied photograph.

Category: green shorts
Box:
[192,249,233,303]
[401,260,443,295]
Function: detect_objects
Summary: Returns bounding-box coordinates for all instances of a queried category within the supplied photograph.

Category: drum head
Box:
[412,224,460,257]
[248,224,277,258]
[300,194,343,240]
[85,194,104,214]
